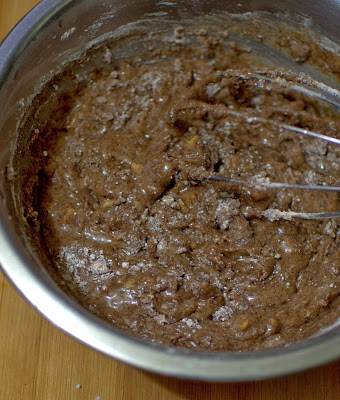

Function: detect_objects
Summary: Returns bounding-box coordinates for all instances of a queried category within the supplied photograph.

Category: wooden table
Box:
[0,1,339,399]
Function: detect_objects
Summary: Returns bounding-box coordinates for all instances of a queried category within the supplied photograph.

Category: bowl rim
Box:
[0,0,339,382]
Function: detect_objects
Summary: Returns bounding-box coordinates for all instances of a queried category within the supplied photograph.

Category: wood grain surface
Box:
[0,1,339,399]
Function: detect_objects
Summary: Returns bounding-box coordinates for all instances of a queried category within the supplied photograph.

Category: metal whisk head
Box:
[176,70,340,220]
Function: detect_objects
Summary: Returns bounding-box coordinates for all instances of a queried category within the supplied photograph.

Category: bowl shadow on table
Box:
[141,360,339,400]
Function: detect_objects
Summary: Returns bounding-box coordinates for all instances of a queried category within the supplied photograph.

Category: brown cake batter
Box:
[22,31,340,351]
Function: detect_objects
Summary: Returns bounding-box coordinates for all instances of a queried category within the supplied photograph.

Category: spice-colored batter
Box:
[23,31,340,351]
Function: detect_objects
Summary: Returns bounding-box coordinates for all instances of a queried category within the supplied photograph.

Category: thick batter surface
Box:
[24,35,340,351]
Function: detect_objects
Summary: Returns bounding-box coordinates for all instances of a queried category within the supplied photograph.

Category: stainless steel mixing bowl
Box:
[0,0,339,381]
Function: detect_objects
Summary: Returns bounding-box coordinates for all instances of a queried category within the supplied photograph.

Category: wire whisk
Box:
[173,70,340,220]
